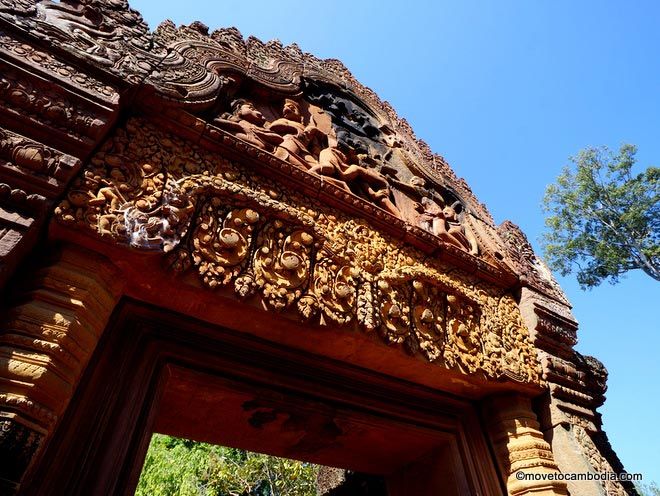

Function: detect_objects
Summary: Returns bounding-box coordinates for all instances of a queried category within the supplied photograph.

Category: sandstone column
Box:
[483,394,568,496]
[0,246,122,493]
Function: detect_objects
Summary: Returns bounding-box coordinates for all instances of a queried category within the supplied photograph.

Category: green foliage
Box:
[542,144,659,288]
[636,482,660,496]
[135,434,318,496]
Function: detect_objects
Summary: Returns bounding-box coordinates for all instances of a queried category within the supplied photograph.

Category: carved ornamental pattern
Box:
[0,3,636,494]
[56,118,541,384]
[499,220,570,305]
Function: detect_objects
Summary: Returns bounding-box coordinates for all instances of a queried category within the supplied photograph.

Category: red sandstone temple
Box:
[0,1,634,495]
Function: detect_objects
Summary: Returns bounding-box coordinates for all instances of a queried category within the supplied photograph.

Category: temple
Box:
[0,1,635,494]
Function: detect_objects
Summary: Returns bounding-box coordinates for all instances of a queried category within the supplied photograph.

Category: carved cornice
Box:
[0,127,81,199]
[534,305,578,348]
[0,29,118,101]
[0,59,114,160]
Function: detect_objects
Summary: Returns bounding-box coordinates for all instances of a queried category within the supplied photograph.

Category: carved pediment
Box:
[0,2,524,278]
[0,3,543,384]
[0,0,155,81]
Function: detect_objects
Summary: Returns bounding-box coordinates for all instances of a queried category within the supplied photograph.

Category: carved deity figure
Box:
[313,149,400,217]
[446,295,483,372]
[215,97,400,218]
[266,98,324,169]
[213,99,283,151]
[418,197,478,255]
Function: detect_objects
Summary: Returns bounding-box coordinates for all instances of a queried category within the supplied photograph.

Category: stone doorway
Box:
[21,299,503,496]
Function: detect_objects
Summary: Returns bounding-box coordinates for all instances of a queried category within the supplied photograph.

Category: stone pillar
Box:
[498,221,636,496]
[484,394,568,496]
[519,287,635,496]
[0,246,122,493]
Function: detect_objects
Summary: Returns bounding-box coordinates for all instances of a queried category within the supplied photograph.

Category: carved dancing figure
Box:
[310,145,400,218]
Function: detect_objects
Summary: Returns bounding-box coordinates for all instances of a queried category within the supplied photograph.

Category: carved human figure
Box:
[418,197,478,255]
[266,99,321,169]
[36,1,122,64]
[134,163,164,212]
[213,99,283,151]
[308,143,400,218]
[88,168,130,210]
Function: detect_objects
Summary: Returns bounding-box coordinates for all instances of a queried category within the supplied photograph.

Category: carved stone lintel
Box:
[54,118,543,385]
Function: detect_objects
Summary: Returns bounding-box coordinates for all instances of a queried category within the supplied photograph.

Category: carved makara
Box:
[54,118,542,383]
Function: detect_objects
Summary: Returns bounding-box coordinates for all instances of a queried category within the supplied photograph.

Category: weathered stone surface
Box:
[0,2,635,495]
[0,246,122,491]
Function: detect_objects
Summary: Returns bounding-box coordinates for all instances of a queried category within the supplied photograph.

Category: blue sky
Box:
[130,0,660,483]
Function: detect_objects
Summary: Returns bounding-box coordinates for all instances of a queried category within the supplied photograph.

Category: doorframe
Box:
[23,298,505,496]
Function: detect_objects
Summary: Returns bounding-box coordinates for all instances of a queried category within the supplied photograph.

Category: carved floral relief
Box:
[55,118,541,384]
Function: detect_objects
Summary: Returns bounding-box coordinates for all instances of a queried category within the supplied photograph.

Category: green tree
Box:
[637,481,660,496]
[542,144,659,288]
[136,434,318,496]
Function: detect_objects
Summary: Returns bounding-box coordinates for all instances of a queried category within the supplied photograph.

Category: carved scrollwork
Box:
[55,118,542,384]
[0,64,106,142]
[307,258,355,325]
[252,222,315,310]
[444,294,483,374]
[191,204,260,288]
[0,31,118,99]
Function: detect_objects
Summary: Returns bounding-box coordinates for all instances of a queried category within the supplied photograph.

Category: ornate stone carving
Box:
[0,63,106,143]
[484,394,568,496]
[498,220,569,304]
[517,286,636,496]
[55,118,542,384]
[0,0,156,82]
[0,128,81,190]
[0,30,119,100]
[0,6,636,495]
[147,20,499,232]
